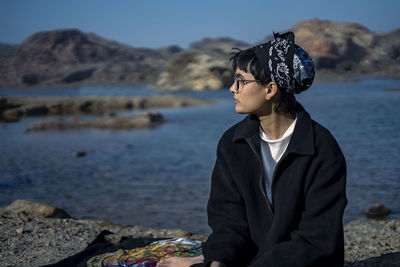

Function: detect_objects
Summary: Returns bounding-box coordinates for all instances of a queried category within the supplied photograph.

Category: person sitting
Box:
[157,31,347,267]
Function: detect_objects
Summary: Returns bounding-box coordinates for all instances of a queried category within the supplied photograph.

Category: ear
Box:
[265,82,279,100]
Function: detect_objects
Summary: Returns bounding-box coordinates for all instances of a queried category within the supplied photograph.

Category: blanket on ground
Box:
[42,230,203,267]
[87,237,202,267]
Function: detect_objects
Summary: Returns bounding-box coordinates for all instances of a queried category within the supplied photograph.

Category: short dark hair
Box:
[230,48,297,114]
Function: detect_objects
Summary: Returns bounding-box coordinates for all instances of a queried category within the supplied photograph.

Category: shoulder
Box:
[217,115,253,148]
[311,120,345,161]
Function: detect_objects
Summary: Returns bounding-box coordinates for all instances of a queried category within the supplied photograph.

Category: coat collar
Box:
[232,102,315,156]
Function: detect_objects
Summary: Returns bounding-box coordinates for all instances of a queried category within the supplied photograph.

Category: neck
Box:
[258,110,296,140]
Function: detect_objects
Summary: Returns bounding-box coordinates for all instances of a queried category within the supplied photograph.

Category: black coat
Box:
[202,103,347,267]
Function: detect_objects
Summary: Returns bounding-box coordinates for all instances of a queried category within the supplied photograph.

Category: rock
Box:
[156,45,184,58]
[345,252,400,267]
[1,108,21,122]
[0,29,174,88]
[1,104,48,122]
[0,97,7,109]
[23,104,49,116]
[344,218,400,263]
[0,97,22,122]
[1,200,399,266]
[5,199,71,218]
[364,203,391,219]
[190,37,250,55]
[0,200,207,266]
[1,20,399,89]
[153,50,233,90]
[263,18,400,77]
[25,111,166,132]
[1,95,211,123]
[62,68,96,83]
[73,151,87,157]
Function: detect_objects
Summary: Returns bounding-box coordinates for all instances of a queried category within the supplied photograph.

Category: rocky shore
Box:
[344,219,400,266]
[1,200,399,266]
[25,112,166,132]
[0,95,212,123]
[0,200,207,266]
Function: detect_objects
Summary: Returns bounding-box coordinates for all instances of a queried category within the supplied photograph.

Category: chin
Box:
[235,106,248,114]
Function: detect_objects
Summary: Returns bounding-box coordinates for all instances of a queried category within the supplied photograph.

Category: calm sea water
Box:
[0,78,399,236]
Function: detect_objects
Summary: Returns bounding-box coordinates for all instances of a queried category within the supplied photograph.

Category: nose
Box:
[229,82,236,94]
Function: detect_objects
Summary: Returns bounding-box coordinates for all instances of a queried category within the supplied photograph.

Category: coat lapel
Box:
[231,102,315,157]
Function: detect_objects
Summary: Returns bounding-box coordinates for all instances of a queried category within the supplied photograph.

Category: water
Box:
[0,77,399,236]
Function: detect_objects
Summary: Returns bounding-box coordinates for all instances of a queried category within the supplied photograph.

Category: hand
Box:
[210,261,223,267]
[156,255,204,267]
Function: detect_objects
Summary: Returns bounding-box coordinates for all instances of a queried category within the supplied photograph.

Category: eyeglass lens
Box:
[234,75,240,92]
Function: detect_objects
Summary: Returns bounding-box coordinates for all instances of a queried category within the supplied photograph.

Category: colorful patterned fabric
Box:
[86,237,202,267]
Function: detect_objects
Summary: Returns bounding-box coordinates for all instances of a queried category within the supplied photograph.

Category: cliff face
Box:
[190,37,250,55]
[0,29,182,88]
[155,20,400,90]
[266,18,400,76]
[151,37,249,90]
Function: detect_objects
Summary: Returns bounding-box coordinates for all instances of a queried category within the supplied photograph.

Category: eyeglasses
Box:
[232,75,269,93]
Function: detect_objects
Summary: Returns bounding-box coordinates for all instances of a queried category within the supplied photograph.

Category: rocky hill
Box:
[151,37,249,90]
[153,49,233,90]
[0,42,19,64]
[262,18,400,78]
[153,19,400,90]
[0,29,182,89]
[0,19,399,90]
[190,37,250,55]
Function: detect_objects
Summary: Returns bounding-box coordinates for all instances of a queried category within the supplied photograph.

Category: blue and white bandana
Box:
[252,32,315,94]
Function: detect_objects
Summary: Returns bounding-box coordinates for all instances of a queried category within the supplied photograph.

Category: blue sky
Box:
[1,0,399,48]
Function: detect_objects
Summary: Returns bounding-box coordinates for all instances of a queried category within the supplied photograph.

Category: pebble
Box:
[0,207,206,266]
[344,218,400,266]
[15,227,23,235]
[1,206,399,266]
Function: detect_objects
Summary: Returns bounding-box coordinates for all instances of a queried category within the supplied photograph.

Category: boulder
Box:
[5,199,71,218]
[2,108,21,122]
[364,203,391,219]
[73,151,87,157]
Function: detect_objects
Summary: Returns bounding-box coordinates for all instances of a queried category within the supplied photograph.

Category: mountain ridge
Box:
[1,18,398,90]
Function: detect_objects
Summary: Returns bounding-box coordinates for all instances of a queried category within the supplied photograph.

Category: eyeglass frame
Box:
[232,74,270,93]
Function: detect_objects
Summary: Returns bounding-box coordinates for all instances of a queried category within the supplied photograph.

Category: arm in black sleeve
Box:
[249,155,347,267]
[202,140,256,267]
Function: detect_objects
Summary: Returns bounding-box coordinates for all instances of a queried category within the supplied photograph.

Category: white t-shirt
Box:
[259,116,297,207]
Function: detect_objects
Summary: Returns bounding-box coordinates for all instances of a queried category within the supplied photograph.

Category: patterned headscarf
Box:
[252,32,315,94]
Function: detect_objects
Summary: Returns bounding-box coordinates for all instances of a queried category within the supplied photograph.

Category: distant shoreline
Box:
[1,72,399,91]
[0,94,213,123]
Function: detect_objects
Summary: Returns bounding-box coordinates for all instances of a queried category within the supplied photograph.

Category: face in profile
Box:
[230,68,273,116]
